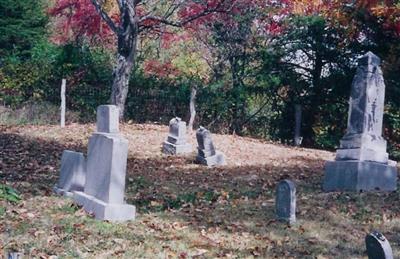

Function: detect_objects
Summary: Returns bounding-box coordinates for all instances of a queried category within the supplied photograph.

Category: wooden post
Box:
[294,104,302,146]
[61,79,66,128]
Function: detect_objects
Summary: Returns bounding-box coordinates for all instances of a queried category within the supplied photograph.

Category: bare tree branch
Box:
[138,0,231,32]
[91,0,118,33]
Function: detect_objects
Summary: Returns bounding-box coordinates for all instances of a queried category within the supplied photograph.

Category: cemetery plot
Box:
[1,123,399,258]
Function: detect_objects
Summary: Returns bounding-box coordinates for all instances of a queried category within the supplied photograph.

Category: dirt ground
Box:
[1,123,399,258]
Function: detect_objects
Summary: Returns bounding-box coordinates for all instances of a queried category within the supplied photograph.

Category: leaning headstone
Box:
[74,105,135,221]
[162,117,192,155]
[323,52,397,192]
[275,180,296,224]
[366,231,393,259]
[195,126,226,167]
[54,150,86,197]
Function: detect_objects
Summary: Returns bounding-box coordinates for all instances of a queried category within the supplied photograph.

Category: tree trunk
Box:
[111,53,135,119]
[294,104,302,146]
[110,6,139,120]
[188,85,197,131]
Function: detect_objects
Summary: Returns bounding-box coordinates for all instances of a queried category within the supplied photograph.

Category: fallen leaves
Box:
[1,123,400,258]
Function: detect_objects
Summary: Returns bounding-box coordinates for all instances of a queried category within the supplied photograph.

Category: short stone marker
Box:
[74,105,135,221]
[96,105,119,133]
[54,150,86,197]
[162,117,192,155]
[323,52,397,192]
[275,180,296,224]
[195,126,226,167]
[366,231,393,259]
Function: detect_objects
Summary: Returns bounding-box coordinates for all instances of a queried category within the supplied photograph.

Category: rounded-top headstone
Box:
[275,179,296,224]
[365,231,393,259]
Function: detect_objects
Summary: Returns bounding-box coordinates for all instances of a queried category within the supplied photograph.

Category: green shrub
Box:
[0,184,21,203]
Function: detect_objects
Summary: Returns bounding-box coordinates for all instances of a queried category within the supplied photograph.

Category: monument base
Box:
[54,186,75,198]
[323,160,397,192]
[73,191,136,221]
[162,141,192,155]
[196,151,226,167]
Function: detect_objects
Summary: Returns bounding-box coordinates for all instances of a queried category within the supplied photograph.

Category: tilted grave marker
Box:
[195,126,226,167]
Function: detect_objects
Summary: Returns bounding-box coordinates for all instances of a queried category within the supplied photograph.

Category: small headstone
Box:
[54,150,86,197]
[6,252,24,259]
[275,180,296,224]
[96,105,119,133]
[74,105,135,221]
[195,126,226,167]
[366,231,393,259]
[162,117,192,155]
[324,52,397,192]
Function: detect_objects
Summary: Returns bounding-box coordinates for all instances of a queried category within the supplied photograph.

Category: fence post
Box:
[61,79,66,128]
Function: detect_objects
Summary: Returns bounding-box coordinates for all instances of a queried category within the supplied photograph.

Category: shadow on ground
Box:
[1,131,400,258]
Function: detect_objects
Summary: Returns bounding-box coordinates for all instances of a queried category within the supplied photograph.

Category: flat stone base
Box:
[54,186,74,198]
[162,141,192,155]
[196,151,226,167]
[323,160,397,192]
[73,191,136,222]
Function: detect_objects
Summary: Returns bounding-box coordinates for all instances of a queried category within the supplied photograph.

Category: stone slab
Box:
[96,105,119,133]
[162,141,192,155]
[336,148,389,164]
[196,151,226,167]
[74,191,135,221]
[54,187,74,198]
[196,127,216,156]
[85,133,128,204]
[323,161,397,192]
[55,150,86,196]
[276,180,296,224]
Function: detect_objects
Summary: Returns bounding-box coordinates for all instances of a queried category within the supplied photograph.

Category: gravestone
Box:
[162,117,192,155]
[54,150,86,197]
[96,105,119,133]
[323,52,397,192]
[275,180,296,224]
[74,105,135,221]
[366,231,393,259]
[195,126,226,167]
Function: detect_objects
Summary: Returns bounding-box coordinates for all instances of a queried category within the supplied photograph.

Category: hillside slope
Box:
[1,123,398,258]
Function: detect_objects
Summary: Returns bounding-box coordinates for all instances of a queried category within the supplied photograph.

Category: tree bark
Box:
[294,104,302,146]
[109,2,138,120]
[111,53,135,119]
[188,85,197,131]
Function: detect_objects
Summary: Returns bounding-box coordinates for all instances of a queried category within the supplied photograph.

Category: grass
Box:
[1,123,399,258]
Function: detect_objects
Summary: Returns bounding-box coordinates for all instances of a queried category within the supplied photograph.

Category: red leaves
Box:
[144,59,180,79]
[49,0,116,45]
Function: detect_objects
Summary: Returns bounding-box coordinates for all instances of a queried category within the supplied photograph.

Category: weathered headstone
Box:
[162,117,192,155]
[74,105,135,221]
[323,52,397,192]
[275,180,296,224]
[195,126,226,167]
[6,252,24,259]
[96,105,119,133]
[366,231,393,259]
[54,150,86,197]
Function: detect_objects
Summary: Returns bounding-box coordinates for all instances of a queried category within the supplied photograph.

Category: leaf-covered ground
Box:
[1,123,400,258]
